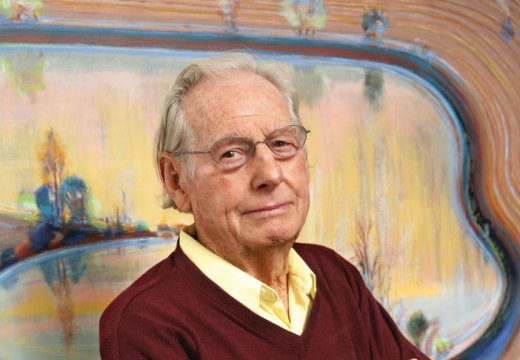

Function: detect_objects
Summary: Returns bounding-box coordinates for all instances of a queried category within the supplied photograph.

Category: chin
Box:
[239,214,305,247]
[262,224,302,246]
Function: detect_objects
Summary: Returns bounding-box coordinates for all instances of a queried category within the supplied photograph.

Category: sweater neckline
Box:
[172,243,321,352]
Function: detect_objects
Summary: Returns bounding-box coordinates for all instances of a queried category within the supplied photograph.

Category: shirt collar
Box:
[288,247,317,299]
[179,224,316,309]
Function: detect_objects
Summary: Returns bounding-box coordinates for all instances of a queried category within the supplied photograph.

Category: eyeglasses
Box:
[173,124,310,169]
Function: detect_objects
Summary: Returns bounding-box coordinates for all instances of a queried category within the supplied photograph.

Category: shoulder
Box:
[293,242,358,274]
[293,242,365,293]
[99,249,194,356]
[100,246,197,321]
[100,254,169,325]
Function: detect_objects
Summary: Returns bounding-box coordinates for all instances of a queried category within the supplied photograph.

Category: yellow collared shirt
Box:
[179,227,317,335]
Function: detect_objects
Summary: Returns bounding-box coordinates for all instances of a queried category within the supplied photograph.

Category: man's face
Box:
[178,70,310,256]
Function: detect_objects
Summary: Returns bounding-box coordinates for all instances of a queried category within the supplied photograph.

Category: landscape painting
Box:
[0,1,518,359]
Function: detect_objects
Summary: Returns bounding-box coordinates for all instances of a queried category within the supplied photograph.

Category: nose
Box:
[249,143,283,189]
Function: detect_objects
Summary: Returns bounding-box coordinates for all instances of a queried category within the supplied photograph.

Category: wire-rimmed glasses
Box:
[173,124,310,169]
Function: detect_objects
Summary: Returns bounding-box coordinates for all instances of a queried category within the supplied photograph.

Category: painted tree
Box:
[500,18,514,43]
[361,6,388,42]
[0,247,16,270]
[219,0,240,31]
[495,0,514,43]
[432,336,451,360]
[34,184,55,222]
[280,0,327,37]
[61,175,90,225]
[0,0,43,21]
[38,128,66,226]
[39,253,87,349]
[351,218,377,292]
[363,68,384,108]
[407,310,430,349]
[0,50,45,100]
[350,217,394,308]
[292,65,326,106]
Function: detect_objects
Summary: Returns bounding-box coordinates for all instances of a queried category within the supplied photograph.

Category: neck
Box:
[192,226,293,312]
[212,241,293,315]
[201,236,293,286]
[233,244,292,286]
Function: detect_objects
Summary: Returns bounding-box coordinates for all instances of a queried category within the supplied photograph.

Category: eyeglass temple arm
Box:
[172,150,210,156]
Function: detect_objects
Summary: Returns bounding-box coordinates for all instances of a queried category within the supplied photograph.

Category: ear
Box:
[158,153,192,213]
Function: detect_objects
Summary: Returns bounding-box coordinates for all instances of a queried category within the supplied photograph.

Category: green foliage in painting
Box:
[407,310,430,348]
[292,65,326,106]
[361,6,389,42]
[433,336,451,353]
[280,0,327,36]
[0,0,43,20]
[0,51,45,98]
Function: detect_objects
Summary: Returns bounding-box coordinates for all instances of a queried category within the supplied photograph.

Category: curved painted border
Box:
[0,236,176,284]
[1,24,518,359]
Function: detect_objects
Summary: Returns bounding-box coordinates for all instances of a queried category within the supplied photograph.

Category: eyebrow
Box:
[209,131,248,145]
[210,123,290,143]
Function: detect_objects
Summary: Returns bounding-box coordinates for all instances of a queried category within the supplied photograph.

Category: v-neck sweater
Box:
[100,243,428,360]
[179,228,316,335]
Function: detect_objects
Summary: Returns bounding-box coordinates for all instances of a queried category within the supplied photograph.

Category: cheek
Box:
[299,180,311,214]
[289,158,310,196]
[190,172,246,217]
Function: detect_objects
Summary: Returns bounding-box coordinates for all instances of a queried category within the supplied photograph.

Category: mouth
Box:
[243,202,290,216]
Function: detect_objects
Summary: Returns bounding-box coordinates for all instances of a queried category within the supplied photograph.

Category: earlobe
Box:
[159,153,192,213]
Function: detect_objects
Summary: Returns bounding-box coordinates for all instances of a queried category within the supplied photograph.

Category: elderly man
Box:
[100,52,428,359]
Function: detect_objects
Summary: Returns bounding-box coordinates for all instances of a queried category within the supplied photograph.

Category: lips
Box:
[242,202,290,215]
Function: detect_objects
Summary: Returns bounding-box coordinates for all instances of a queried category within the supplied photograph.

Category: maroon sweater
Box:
[100,243,429,359]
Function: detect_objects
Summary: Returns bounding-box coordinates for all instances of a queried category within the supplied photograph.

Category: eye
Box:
[265,125,308,157]
[271,139,292,148]
[216,148,248,167]
[220,150,240,159]
[268,136,298,157]
[212,138,250,168]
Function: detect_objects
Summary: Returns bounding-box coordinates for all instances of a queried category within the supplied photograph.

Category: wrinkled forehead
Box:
[181,70,292,144]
